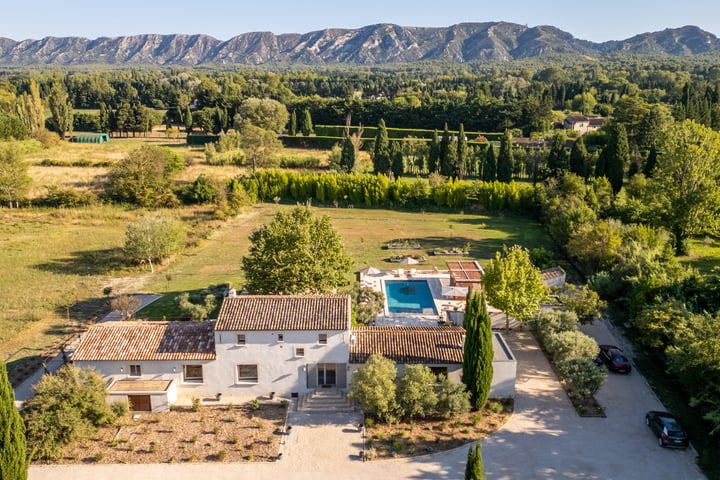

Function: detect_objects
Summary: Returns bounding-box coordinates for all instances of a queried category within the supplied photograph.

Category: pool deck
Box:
[361,269,466,326]
[360,268,520,329]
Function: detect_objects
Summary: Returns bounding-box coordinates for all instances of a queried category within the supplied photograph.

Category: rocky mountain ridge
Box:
[0,22,717,66]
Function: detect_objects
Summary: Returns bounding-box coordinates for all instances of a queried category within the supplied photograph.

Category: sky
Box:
[2,0,719,43]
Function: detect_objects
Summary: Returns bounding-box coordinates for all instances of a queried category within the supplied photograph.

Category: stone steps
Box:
[297,388,355,412]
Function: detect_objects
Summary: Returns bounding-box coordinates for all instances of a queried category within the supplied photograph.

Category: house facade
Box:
[72,294,516,411]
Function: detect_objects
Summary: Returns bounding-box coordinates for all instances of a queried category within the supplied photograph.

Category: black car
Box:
[645,411,689,448]
[596,344,632,373]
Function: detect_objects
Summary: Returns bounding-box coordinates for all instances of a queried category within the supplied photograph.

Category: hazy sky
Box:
[2,0,719,43]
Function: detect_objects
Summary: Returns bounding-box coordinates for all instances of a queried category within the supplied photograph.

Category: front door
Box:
[317,363,336,387]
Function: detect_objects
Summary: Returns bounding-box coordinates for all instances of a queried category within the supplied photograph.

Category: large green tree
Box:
[397,364,438,420]
[546,132,568,176]
[238,122,283,172]
[0,143,32,208]
[234,97,289,134]
[124,214,186,273]
[106,145,185,207]
[462,291,494,410]
[22,365,114,461]
[482,145,497,182]
[649,120,720,255]
[569,136,589,179]
[348,354,398,423]
[1,359,26,480]
[241,206,352,294]
[484,245,549,331]
[299,108,314,136]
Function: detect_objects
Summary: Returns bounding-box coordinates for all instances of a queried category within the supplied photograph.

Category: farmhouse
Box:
[72,294,516,411]
[563,115,605,135]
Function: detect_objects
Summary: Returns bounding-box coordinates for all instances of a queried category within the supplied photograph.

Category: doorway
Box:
[317,363,336,387]
[128,395,152,411]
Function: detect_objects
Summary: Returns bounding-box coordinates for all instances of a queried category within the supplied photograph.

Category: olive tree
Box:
[349,354,398,423]
[124,213,186,273]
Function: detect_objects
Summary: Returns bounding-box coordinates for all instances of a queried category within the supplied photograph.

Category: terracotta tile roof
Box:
[541,266,566,282]
[215,295,351,331]
[71,321,216,361]
[349,326,465,364]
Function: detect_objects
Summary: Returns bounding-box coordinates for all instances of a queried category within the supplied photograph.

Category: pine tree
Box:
[1,360,27,480]
[465,442,485,480]
[497,130,514,183]
[482,145,497,182]
[569,136,589,179]
[373,119,391,175]
[288,110,297,136]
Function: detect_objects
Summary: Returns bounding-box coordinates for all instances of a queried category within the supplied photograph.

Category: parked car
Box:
[596,344,632,373]
[645,411,689,448]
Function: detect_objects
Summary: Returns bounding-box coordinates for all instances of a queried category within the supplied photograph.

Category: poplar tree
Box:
[372,119,391,175]
[0,359,27,480]
[497,130,514,183]
[48,80,73,139]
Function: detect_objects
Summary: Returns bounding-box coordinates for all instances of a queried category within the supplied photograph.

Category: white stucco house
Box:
[72,294,516,411]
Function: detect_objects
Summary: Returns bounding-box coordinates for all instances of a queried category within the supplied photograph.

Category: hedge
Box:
[187,134,220,146]
[315,125,500,141]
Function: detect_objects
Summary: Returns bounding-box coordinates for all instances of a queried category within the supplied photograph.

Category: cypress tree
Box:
[482,145,497,182]
[604,122,630,194]
[462,291,478,405]
[462,291,494,411]
[547,132,568,176]
[372,119,391,175]
[477,292,494,410]
[184,106,193,133]
[643,144,658,177]
[300,109,314,136]
[1,360,27,480]
[497,130,514,183]
[457,124,468,179]
[288,110,297,136]
[428,130,440,174]
[340,136,355,172]
[439,124,453,177]
[465,442,485,480]
[390,140,404,178]
[569,136,589,179]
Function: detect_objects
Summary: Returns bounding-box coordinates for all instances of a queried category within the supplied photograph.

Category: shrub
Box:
[436,375,471,419]
[216,450,227,461]
[545,330,598,364]
[349,354,399,423]
[111,401,128,418]
[530,310,580,349]
[191,397,202,412]
[397,365,438,420]
[44,185,98,208]
[557,358,607,405]
[251,399,260,411]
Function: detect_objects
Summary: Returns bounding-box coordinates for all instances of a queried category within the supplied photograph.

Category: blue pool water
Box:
[385,280,438,315]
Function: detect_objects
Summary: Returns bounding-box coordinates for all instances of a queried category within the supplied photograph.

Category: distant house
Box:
[563,115,605,135]
[73,294,517,410]
[541,266,567,289]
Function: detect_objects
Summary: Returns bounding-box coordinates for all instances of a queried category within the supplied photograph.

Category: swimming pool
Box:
[385,280,438,315]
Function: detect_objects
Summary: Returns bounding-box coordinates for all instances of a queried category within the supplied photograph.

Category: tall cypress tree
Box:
[643,144,658,178]
[497,130,514,183]
[604,122,630,194]
[465,442,485,480]
[547,132,568,176]
[340,136,355,172]
[463,291,493,410]
[288,110,297,136]
[482,145,497,182]
[373,119,391,175]
[1,360,27,480]
[439,124,453,176]
[428,130,440,174]
[457,124,468,179]
[569,136,589,179]
[390,140,404,178]
[300,109,314,136]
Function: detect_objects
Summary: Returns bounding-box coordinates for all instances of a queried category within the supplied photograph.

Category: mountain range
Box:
[0,22,718,67]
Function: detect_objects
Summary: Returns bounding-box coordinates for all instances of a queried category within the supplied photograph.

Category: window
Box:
[237,334,246,345]
[318,333,328,345]
[182,365,204,383]
[295,347,305,357]
[237,365,258,383]
[129,365,141,377]
[430,367,448,379]
[277,333,284,343]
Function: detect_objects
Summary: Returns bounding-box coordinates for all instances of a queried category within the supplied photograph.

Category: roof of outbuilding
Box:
[349,326,465,365]
[71,321,216,361]
[215,295,351,331]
